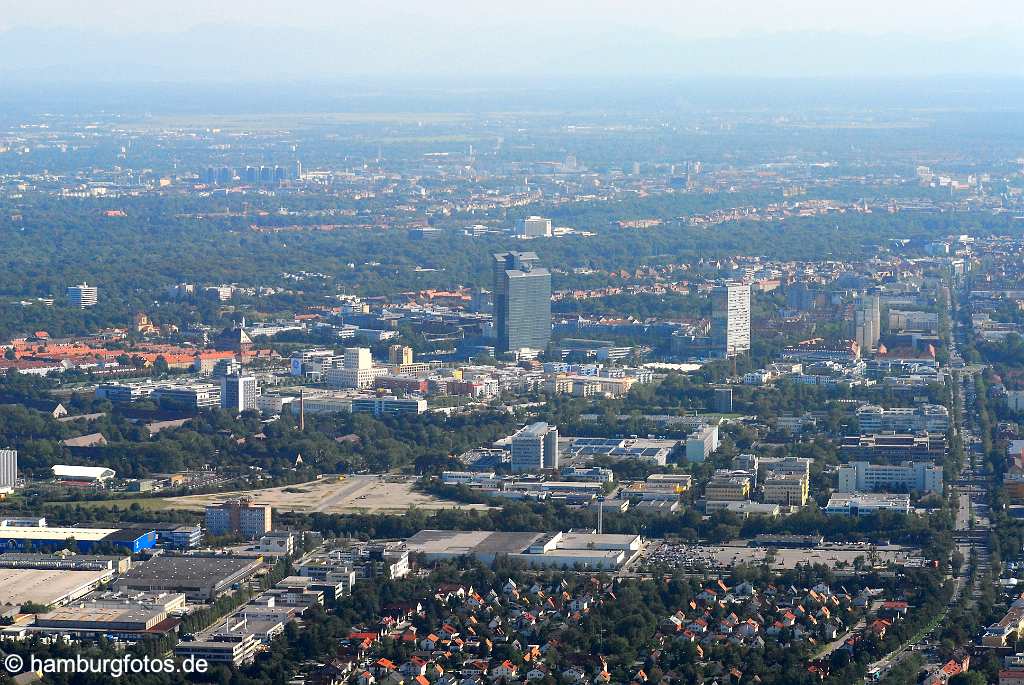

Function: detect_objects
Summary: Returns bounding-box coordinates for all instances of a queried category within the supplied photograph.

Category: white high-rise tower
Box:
[854,292,881,352]
[711,283,751,358]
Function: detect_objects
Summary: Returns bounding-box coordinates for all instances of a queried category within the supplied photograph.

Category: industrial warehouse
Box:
[114,555,266,601]
[0,518,157,554]
[0,567,116,607]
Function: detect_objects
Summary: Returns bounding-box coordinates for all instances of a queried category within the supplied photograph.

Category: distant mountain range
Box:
[2,24,1023,82]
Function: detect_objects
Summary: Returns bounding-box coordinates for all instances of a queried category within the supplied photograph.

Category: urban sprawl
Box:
[1,105,1024,685]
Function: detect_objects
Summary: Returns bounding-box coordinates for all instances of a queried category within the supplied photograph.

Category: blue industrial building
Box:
[0,525,157,554]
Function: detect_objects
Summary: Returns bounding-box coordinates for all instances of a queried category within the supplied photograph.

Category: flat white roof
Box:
[52,465,116,480]
[538,481,603,490]
[826,492,910,505]
[0,568,114,606]
[0,526,119,542]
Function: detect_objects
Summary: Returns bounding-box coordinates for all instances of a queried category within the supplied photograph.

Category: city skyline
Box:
[0,7,1014,683]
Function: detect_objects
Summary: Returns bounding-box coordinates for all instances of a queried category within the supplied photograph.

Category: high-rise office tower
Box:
[492,252,551,354]
[0,449,16,494]
[67,283,98,309]
[221,373,259,413]
[854,291,881,353]
[711,283,751,358]
[510,422,559,473]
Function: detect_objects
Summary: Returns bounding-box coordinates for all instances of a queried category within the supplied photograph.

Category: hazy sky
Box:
[1,0,1022,82]
[2,0,1019,37]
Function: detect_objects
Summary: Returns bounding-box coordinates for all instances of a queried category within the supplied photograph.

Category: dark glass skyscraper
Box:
[492,251,551,353]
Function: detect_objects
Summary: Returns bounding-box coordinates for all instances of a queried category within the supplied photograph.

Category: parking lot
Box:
[637,539,924,573]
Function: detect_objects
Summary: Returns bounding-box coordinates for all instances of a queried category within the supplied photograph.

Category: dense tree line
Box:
[1,191,1020,339]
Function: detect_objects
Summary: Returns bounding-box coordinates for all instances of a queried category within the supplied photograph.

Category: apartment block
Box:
[205,498,273,539]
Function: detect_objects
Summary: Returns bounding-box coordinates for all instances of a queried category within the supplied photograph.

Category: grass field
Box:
[43,496,175,511]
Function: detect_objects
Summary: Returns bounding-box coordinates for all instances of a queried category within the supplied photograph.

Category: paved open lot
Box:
[162,475,493,514]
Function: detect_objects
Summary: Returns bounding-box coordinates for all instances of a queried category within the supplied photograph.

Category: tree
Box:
[152,355,170,375]
[951,550,964,574]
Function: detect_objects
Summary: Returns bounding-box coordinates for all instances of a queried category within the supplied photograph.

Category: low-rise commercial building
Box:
[349,396,427,417]
[151,383,221,411]
[296,563,357,597]
[560,466,615,483]
[763,456,812,480]
[523,481,602,497]
[837,461,943,494]
[563,437,678,466]
[983,595,1024,647]
[619,482,681,502]
[704,473,751,501]
[406,530,642,570]
[154,524,204,550]
[856,404,949,433]
[704,501,781,517]
[86,590,187,612]
[175,633,262,666]
[33,604,179,640]
[644,473,692,493]
[839,433,945,463]
[441,471,500,487]
[762,473,809,507]
[824,492,911,516]
[305,542,409,580]
[888,310,939,334]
